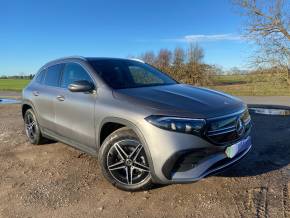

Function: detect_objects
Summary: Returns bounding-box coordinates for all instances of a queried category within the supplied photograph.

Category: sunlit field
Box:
[0,79,31,91]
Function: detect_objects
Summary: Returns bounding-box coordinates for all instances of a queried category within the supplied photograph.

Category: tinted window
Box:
[61,63,93,88]
[35,69,46,84]
[88,59,176,89]
[44,64,63,87]
[129,65,163,84]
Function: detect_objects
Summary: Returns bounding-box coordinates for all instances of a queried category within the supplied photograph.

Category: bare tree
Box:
[233,0,289,71]
[172,47,186,80]
[187,43,206,84]
[140,51,156,65]
[188,43,204,64]
[173,47,186,67]
[155,49,172,72]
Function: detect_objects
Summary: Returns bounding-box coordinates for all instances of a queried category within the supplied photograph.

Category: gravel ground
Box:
[0,94,289,217]
[0,91,22,99]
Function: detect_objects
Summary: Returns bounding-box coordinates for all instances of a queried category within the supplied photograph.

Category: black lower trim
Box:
[162,147,223,180]
[204,145,251,178]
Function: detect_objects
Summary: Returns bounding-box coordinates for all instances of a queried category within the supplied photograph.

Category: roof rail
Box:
[41,56,87,69]
[129,58,145,63]
[53,56,87,62]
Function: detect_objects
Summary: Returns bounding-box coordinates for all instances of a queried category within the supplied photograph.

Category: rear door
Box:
[30,68,46,123]
[33,64,64,132]
[54,62,97,150]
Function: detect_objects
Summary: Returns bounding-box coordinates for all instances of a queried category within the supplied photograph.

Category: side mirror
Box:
[68,80,94,92]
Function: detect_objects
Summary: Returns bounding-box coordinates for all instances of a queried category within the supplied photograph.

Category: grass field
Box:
[208,73,290,96]
[1,74,290,95]
[0,79,31,91]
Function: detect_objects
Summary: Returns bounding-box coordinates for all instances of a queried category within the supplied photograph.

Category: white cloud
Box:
[167,34,243,42]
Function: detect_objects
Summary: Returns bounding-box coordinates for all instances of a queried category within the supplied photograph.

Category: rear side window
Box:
[44,64,63,87]
[61,63,93,88]
[35,69,46,84]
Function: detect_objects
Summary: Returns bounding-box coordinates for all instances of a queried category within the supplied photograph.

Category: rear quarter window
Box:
[34,69,46,84]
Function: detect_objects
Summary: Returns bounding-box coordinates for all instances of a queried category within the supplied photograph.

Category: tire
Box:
[24,109,46,145]
[98,127,153,191]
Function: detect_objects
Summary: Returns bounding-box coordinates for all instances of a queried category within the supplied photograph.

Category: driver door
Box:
[54,62,97,151]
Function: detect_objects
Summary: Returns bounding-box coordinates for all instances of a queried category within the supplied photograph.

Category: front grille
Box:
[205,109,251,145]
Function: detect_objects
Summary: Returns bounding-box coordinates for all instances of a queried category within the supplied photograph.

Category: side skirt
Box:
[42,128,97,157]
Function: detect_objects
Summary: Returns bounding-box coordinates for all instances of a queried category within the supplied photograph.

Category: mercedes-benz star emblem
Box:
[236,118,245,136]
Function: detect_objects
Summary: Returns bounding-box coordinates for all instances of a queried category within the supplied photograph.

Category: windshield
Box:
[88,59,177,89]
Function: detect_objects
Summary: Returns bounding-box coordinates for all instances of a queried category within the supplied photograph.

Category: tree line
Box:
[0,74,34,79]
[135,43,220,85]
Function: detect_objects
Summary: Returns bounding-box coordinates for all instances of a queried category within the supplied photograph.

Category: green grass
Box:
[0,79,31,91]
[211,74,250,85]
[1,74,290,95]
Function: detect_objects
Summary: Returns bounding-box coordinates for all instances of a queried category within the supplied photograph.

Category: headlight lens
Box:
[145,115,206,135]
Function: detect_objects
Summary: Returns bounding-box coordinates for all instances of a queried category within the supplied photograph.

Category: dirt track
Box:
[0,103,289,218]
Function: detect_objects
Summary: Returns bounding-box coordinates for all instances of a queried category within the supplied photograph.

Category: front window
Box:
[88,59,177,89]
[61,63,93,88]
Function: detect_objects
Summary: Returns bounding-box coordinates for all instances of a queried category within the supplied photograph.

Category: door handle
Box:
[56,95,65,101]
[33,91,39,96]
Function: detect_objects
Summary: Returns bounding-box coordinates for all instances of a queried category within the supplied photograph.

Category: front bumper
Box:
[170,136,252,183]
[139,120,252,184]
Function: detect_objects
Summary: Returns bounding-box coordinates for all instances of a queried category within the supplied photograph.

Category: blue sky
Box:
[0,0,253,75]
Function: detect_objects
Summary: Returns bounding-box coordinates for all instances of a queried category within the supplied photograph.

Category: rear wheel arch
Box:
[22,101,38,118]
[22,104,32,118]
[22,101,41,125]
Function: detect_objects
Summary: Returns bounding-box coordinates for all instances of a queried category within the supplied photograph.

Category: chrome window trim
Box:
[38,60,98,90]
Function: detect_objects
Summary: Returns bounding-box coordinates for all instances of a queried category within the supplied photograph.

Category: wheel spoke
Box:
[125,166,133,184]
[133,161,149,172]
[28,114,33,123]
[114,143,128,160]
[25,114,37,140]
[129,143,143,161]
[108,160,125,171]
[30,121,36,128]
[28,128,34,139]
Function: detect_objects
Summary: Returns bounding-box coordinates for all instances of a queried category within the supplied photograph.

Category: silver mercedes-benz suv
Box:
[22,56,252,191]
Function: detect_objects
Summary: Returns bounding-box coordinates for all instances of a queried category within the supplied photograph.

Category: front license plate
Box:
[225,137,251,158]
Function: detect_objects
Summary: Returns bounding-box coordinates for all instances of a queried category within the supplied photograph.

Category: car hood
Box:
[113,84,245,118]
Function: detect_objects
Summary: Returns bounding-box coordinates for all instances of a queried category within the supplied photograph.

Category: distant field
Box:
[1,75,290,95]
[208,74,290,96]
[0,79,31,91]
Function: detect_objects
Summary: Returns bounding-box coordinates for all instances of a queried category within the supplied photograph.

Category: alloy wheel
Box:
[106,139,150,185]
[25,112,37,141]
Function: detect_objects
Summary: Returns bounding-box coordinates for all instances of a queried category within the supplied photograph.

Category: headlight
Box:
[145,115,206,135]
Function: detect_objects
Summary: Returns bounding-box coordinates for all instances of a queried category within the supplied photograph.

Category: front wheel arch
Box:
[98,117,159,183]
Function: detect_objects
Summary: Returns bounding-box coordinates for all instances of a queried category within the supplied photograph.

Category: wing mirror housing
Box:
[68,80,95,92]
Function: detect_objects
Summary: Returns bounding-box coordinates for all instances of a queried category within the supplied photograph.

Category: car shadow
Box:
[218,104,290,177]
